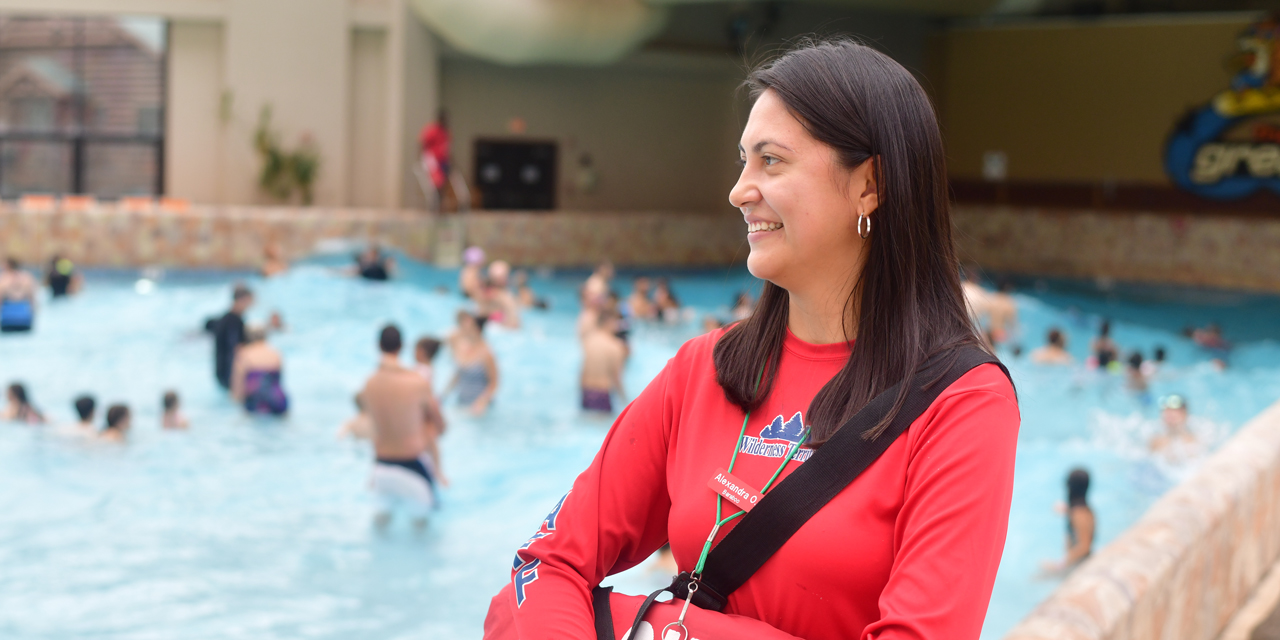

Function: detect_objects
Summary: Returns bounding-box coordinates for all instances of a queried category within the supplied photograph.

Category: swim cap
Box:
[463,246,485,265]
[56,258,73,275]
[1160,394,1187,411]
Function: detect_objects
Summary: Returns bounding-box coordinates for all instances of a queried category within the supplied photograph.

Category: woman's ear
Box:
[855,156,880,217]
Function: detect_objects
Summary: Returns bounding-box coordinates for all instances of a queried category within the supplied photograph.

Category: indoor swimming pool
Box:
[1,256,1278,639]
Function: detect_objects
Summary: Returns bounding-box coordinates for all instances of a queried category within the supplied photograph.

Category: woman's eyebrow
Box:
[753,140,793,153]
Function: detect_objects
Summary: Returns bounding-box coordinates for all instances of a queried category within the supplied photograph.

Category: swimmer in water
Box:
[513,270,548,310]
[583,261,614,305]
[480,260,520,329]
[626,277,656,321]
[413,336,443,388]
[1141,346,1166,378]
[652,277,681,323]
[0,257,37,333]
[702,315,725,333]
[231,327,289,416]
[362,325,447,526]
[1030,328,1073,365]
[731,291,754,321]
[162,390,190,429]
[66,394,96,437]
[99,404,131,442]
[960,265,990,330]
[354,245,395,281]
[581,309,627,414]
[337,393,374,440]
[261,241,288,277]
[986,282,1018,344]
[213,285,254,389]
[4,382,45,424]
[459,246,486,299]
[1125,352,1148,394]
[1091,320,1120,370]
[1151,394,1196,457]
[1041,468,1094,575]
[46,255,83,298]
[446,312,498,416]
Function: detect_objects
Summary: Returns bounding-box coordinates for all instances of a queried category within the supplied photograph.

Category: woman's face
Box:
[458,314,478,337]
[729,90,877,294]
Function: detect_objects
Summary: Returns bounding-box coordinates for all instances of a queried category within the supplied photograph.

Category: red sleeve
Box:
[863,378,1020,639]
[485,359,679,639]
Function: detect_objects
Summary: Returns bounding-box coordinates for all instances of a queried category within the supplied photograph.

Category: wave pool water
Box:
[1,258,1277,639]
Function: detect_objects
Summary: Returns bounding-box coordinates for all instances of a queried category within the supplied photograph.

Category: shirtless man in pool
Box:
[580,309,627,414]
[361,324,446,526]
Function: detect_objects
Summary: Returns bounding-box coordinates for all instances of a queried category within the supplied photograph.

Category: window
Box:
[0,14,166,198]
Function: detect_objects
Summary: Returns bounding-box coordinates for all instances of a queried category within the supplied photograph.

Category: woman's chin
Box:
[745,253,784,283]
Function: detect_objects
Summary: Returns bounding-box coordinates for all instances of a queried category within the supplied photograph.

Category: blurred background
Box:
[2,1,1280,639]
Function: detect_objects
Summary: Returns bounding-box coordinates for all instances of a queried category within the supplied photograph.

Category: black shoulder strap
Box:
[687,346,1011,611]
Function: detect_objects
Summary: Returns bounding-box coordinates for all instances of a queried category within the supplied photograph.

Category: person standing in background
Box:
[214,285,254,389]
[420,110,452,198]
[1041,468,1095,575]
[46,255,82,297]
[0,258,37,333]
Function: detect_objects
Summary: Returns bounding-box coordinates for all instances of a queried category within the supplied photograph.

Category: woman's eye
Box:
[737,158,747,167]
[762,155,778,166]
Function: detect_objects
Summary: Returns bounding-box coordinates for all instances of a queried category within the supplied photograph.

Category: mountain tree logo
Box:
[759,411,805,443]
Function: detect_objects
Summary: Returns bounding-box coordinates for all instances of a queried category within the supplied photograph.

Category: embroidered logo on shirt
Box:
[512,491,569,606]
[739,411,814,462]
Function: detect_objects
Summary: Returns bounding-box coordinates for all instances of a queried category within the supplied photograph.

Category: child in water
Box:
[4,383,45,424]
[162,390,189,429]
[414,336,443,388]
[100,404,131,442]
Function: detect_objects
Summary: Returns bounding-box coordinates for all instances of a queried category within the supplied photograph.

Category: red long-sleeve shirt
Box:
[486,329,1020,640]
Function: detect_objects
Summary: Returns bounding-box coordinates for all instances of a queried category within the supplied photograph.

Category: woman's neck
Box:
[787,285,857,345]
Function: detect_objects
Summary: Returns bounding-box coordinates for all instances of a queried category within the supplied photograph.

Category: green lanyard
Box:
[691,408,810,577]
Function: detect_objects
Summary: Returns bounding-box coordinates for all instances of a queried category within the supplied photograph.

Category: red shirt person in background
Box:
[420,110,451,190]
[485,40,1020,640]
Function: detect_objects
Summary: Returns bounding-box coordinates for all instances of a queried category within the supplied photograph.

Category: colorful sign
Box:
[1166,15,1280,199]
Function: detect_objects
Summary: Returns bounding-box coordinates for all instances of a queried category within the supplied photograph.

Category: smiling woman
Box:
[485,39,1019,640]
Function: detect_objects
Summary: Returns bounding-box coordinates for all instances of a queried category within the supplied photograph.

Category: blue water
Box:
[1,256,1277,639]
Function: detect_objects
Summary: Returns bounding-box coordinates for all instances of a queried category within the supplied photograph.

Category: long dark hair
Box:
[713,39,986,445]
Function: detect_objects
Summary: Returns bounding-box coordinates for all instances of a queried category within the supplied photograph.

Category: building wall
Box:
[937,14,1256,185]
[398,2,441,209]
[440,52,745,214]
[349,28,389,207]
[166,21,224,204]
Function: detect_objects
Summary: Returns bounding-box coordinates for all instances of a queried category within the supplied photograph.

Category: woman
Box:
[0,258,37,332]
[485,40,1019,639]
[1091,320,1120,370]
[1030,328,1073,365]
[652,277,681,323]
[4,383,45,424]
[231,327,289,415]
[446,312,498,416]
[47,255,83,297]
[1041,468,1095,575]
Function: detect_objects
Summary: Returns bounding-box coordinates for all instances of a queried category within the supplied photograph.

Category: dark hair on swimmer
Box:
[474,314,489,332]
[713,38,991,444]
[1154,346,1166,362]
[74,395,96,421]
[5,257,18,270]
[8,382,28,405]
[105,404,130,429]
[162,391,179,411]
[1047,328,1064,348]
[1127,351,1143,369]
[1099,320,1111,337]
[233,284,253,302]
[1067,468,1090,507]
[416,337,442,361]
[379,324,402,354]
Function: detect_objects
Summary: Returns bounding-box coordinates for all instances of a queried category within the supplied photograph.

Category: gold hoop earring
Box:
[857,214,871,239]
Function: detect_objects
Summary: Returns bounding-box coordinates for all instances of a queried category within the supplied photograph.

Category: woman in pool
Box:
[231,327,289,416]
[1090,320,1120,370]
[0,257,37,333]
[485,40,1019,640]
[1041,468,1095,575]
[4,383,45,424]
[46,255,83,298]
[446,311,497,416]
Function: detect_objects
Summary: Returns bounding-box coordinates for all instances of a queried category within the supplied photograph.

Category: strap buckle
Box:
[670,571,727,612]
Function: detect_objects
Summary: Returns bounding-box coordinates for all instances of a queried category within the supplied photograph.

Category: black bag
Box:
[596,345,1012,640]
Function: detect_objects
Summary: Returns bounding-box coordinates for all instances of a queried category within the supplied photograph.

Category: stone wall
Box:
[0,204,435,269]
[952,205,1280,293]
[1005,399,1280,640]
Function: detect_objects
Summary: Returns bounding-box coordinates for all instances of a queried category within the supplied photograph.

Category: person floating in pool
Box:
[1041,468,1095,576]
[354,245,395,281]
[46,255,82,298]
[446,312,498,416]
[162,390,190,429]
[1030,328,1073,365]
[581,309,627,414]
[362,324,447,527]
[232,327,289,416]
[212,285,254,389]
[1125,352,1149,395]
[1151,394,1198,461]
[986,282,1018,344]
[99,404,131,442]
[626,277,656,320]
[0,257,37,333]
[1090,320,1120,371]
[4,382,45,424]
[652,277,682,323]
